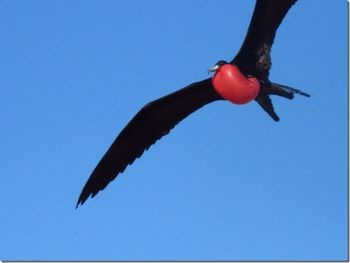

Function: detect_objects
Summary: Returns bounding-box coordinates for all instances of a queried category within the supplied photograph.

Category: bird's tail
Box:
[270,82,311,99]
[255,82,310,122]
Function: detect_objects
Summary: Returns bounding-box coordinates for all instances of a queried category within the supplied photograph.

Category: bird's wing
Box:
[77,78,223,207]
[232,0,297,79]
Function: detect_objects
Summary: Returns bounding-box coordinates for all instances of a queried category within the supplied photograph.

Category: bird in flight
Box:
[77,0,310,207]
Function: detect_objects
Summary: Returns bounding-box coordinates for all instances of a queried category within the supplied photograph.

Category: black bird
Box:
[77,0,310,207]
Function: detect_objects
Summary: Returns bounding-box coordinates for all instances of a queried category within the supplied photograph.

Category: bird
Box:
[76,0,310,207]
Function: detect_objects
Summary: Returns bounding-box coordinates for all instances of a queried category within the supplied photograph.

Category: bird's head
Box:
[208,60,228,73]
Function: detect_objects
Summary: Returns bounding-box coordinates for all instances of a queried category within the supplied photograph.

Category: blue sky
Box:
[0,0,347,260]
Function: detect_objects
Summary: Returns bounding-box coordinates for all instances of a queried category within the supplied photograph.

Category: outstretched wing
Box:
[77,78,223,207]
[232,0,297,79]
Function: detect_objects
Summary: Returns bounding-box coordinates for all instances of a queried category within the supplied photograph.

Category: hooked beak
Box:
[208,64,220,74]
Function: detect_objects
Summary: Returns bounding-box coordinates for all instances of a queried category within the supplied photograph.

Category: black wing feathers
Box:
[77,0,301,206]
[77,78,222,207]
[233,0,297,79]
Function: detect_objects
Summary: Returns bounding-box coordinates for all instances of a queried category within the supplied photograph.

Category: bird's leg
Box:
[269,82,311,99]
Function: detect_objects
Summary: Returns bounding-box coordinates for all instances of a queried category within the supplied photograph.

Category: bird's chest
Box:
[212,64,260,105]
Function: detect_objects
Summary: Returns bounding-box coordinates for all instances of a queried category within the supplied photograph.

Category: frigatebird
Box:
[76,0,310,207]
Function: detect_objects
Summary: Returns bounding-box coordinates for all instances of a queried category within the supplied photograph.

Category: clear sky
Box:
[0,0,347,260]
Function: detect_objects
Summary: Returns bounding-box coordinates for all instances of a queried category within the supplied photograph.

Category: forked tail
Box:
[255,82,310,122]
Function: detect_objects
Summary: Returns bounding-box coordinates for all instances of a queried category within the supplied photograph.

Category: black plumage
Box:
[76,0,309,207]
